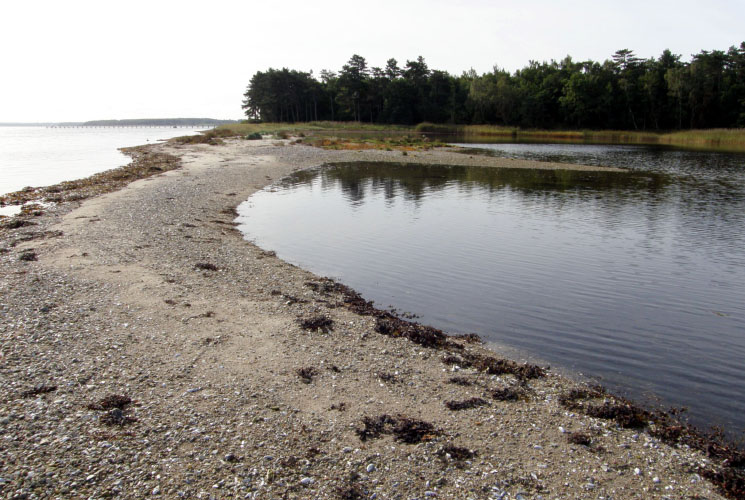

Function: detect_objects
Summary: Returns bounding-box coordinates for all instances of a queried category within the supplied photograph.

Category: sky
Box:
[1,0,743,123]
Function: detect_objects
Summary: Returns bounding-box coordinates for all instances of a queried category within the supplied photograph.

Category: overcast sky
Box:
[1,0,743,122]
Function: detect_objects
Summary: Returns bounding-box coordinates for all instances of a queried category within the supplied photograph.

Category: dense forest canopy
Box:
[242,43,745,130]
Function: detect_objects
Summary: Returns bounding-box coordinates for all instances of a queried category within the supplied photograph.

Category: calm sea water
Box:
[0,126,202,204]
[237,145,745,433]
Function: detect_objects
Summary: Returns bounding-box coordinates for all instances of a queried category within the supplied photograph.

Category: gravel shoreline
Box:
[0,139,732,499]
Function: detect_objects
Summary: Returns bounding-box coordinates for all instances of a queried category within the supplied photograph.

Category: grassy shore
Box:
[415,123,745,152]
[208,121,745,152]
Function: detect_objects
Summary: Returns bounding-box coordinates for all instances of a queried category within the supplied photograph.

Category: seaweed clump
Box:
[194,262,218,271]
[438,444,476,462]
[298,315,334,333]
[296,367,318,384]
[18,250,37,262]
[492,386,524,402]
[356,414,439,444]
[87,394,132,411]
[559,385,745,499]
[441,353,545,380]
[375,317,450,349]
[87,394,137,427]
[702,468,745,499]
[559,387,648,428]
[567,431,593,446]
[21,384,57,398]
[445,397,489,411]
[336,484,366,500]
[447,376,473,386]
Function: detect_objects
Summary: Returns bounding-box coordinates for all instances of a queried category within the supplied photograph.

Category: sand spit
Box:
[0,139,730,499]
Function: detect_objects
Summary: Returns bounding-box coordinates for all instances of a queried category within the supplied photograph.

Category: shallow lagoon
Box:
[237,145,745,433]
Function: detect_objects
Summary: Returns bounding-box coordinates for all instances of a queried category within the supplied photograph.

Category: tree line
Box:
[242,43,745,130]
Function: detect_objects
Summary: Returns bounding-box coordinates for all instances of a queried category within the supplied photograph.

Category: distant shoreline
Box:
[0,117,239,127]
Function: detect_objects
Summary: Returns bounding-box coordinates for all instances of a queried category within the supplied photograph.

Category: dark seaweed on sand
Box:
[445,397,489,411]
[559,385,745,499]
[298,315,334,333]
[356,414,439,444]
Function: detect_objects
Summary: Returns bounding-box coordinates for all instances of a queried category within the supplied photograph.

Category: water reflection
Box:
[284,162,669,202]
[239,159,745,434]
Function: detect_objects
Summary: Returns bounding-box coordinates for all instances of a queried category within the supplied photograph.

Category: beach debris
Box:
[377,372,398,384]
[452,333,482,343]
[87,394,137,427]
[2,219,37,230]
[585,402,649,428]
[558,386,606,405]
[441,352,545,380]
[356,415,396,441]
[559,386,648,428]
[447,376,473,386]
[567,431,593,446]
[298,315,334,333]
[281,293,308,305]
[445,397,489,411]
[356,414,440,444]
[257,250,276,259]
[87,394,132,411]
[100,408,138,427]
[336,484,365,500]
[442,354,464,366]
[18,250,37,262]
[438,444,476,463]
[467,354,545,379]
[374,317,449,349]
[558,386,745,497]
[702,467,745,498]
[20,384,57,398]
[194,262,218,271]
[304,280,337,294]
[296,367,318,384]
[170,129,234,145]
[491,386,525,401]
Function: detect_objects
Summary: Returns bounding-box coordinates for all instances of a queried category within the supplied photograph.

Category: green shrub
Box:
[245,132,262,140]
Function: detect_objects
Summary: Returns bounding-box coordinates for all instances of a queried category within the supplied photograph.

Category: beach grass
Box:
[214,121,413,138]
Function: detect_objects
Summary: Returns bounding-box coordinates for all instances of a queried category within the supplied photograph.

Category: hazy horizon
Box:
[2,0,743,123]
[0,117,237,125]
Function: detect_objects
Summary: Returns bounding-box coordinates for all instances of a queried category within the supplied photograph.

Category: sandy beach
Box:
[0,138,733,499]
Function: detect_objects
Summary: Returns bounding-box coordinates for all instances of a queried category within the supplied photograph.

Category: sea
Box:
[0,125,202,215]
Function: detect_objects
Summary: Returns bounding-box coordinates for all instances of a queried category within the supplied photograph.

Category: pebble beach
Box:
[0,137,734,499]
